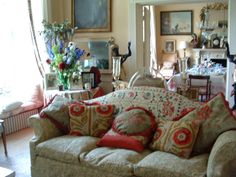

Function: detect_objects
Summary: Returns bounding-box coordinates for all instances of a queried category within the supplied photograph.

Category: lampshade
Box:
[179,41,189,50]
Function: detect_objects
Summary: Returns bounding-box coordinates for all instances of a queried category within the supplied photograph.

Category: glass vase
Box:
[58,73,70,90]
[112,56,121,81]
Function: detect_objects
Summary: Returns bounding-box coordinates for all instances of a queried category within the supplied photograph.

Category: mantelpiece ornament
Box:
[200,3,228,22]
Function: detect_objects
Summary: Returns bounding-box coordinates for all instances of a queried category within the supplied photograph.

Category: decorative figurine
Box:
[112,42,132,65]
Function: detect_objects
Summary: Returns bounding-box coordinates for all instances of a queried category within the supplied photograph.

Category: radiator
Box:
[3,109,39,135]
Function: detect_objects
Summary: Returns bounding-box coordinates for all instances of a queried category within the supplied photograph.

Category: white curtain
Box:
[150,6,158,75]
[0,0,44,104]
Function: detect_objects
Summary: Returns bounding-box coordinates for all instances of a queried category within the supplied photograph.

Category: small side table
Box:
[0,167,15,177]
[0,119,7,156]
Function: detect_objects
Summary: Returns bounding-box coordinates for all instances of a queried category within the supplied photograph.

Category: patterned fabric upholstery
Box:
[86,87,202,122]
[28,87,236,177]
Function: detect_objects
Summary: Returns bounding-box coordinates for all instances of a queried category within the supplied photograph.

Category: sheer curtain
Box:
[150,5,158,75]
[0,0,44,104]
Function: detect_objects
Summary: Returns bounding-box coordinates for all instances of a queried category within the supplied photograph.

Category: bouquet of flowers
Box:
[46,42,85,90]
[41,20,85,90]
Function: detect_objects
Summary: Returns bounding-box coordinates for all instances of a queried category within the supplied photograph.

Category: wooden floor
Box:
[0,128,34,177]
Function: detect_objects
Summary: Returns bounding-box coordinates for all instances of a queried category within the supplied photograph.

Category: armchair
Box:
[159,53,178,80]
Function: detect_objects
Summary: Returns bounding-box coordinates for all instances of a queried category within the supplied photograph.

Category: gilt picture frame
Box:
[161,10,193,35]
[72,0,111,32]
[164,40,176,53]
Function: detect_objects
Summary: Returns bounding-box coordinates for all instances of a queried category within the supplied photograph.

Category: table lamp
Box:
[179,41,189,58]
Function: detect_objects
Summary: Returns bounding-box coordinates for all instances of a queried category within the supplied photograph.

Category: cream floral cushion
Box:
[179,93,236,154]
[150,120,199,158]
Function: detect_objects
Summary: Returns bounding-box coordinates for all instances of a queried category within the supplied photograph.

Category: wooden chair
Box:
[188,74,211,102]
[159,53,178,80]
[128,67,167,89]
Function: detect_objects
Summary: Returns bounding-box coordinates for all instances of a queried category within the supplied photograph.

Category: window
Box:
[0,0,43,106]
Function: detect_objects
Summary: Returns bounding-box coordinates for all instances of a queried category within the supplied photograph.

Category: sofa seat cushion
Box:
[134,151,208,177]
[80,147,151,176]
[36,135,99,164]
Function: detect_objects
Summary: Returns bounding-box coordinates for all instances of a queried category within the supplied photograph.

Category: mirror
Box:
[198,2,228,48]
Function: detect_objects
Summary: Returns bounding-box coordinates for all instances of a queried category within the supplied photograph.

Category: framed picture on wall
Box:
[72,0,111,32]
[164,40,175,53]
[161,10,193,35]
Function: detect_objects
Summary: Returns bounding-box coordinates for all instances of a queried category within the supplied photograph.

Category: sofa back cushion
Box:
[86,87,201,123]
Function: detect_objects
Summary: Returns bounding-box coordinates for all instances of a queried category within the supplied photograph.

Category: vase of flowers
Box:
[41,20,85,90]
[46,42,84,90]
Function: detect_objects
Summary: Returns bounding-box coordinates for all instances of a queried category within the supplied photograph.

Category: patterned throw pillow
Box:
[179,93,236,155]
[69,103,115,138]
[97,107,156,152]
[40,95,74,133]
[149,120,199,158]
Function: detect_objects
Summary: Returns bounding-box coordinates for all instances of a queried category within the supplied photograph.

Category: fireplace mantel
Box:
[192,48,227,65]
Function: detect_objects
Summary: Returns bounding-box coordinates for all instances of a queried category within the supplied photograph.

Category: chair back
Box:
[128,67,167,89]
[188,74,211,101]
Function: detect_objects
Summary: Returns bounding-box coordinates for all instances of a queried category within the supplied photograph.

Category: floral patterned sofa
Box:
[28,87,236,177]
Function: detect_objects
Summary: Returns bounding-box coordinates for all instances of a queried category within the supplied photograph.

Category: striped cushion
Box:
[69,103,115,138]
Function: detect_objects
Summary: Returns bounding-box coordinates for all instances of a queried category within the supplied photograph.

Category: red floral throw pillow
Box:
[97,107,156,152]
[179,93,236,155]
[149,120,199,158]
[69,103,115,138]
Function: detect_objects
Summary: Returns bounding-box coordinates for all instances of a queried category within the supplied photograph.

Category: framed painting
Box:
[161,10,193,35]
[45,73,58,90]
[70,75,83,90]
[72,0,111,32]
[75,37,112,74]
[164,40,175,53]
[81,72,96,89]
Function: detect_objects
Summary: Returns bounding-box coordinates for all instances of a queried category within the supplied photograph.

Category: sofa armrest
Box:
[28,114,63,165]
[28,114,63,143]
[207,130,236,177]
